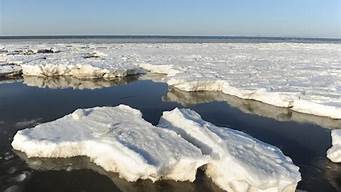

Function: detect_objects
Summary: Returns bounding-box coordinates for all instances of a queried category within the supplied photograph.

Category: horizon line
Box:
[0,34,341,41]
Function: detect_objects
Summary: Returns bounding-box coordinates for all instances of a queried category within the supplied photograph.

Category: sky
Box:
[0,0,341,38]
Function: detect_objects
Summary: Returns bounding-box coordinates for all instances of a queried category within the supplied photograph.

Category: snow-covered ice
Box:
[12,105,301,192]
[327,129,341,162]
[0,64,22,77]
[135,43,341,119]
[2,42,341,118]
[2,44,144,79]
[159,108,301,192]
[163,88,341,129]
[11,105,207,182]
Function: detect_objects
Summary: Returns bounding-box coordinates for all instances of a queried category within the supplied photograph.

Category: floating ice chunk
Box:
[21,54,144,79]
[11,105,207,182]
[159,108,301,192]
[327,129,341,162]
[0,64,22,77]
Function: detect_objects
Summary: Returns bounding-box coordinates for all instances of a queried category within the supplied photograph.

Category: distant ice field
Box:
[1,40,340,119]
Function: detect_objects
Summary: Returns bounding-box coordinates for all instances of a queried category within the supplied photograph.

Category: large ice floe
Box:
[12,105,206,182]
[159,108,301,192]
[327,129,341,163]
[12,105,301,192]
[1,42,341,119]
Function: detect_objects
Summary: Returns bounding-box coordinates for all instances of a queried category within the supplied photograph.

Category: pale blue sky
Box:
[1,0,341,38]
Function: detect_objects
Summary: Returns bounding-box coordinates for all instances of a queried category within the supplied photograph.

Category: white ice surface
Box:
[12,105,301,192]
[2,42,341,118]
[0,64,22,77]
[327,129,341,162]
[163,88,341,129]
[159,108,301,192]
[11,105,207,182]
[20,52,144,79]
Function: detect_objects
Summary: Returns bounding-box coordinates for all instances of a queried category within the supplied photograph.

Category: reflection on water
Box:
[14,152,223,192]
[163,88,341,129]
[1,78,341,192]
[23,76,139,90]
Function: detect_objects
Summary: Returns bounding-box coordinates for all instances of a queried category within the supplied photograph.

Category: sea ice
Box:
[159,108,301,192]
[12,105,301,192]
[11,105,207,182]
[2,42,341,118]
[0,64,22,77]
[163,88,341,129]
[20,52,144,79]
[327,129,341,163]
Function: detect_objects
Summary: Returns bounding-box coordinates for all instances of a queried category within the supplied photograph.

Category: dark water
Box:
[0,77,341,192]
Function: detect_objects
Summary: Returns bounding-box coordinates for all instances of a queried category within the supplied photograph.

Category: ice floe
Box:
[20,55,143,79]
[159,108,301,192]
[11,105,207,182]
[0,64,22,77]
[327,129,341,163]
[12,105,301,192]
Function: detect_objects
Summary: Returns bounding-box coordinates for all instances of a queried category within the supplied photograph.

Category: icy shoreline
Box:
[12,105,301,192]
[1,42,341,119]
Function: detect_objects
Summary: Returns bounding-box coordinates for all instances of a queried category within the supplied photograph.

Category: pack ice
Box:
[2,42,341,119]
[327,129,341,163]
[12,105,301,192]
[2,44,143,79]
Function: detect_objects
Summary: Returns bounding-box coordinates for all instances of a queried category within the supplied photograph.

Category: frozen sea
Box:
[1,37,341,192]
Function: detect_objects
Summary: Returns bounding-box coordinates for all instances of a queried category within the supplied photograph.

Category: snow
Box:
[159,108,301,192]
[327,129,341,162]
[1,42,341,118]
[11,105,207,182]
[12,105,301,192]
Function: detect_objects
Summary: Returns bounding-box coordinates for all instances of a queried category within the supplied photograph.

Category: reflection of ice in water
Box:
[0,152,31,192]
[0,77,23,85]
[163,88,341,129]
[23,76,139,90]
[15,152,223,192]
